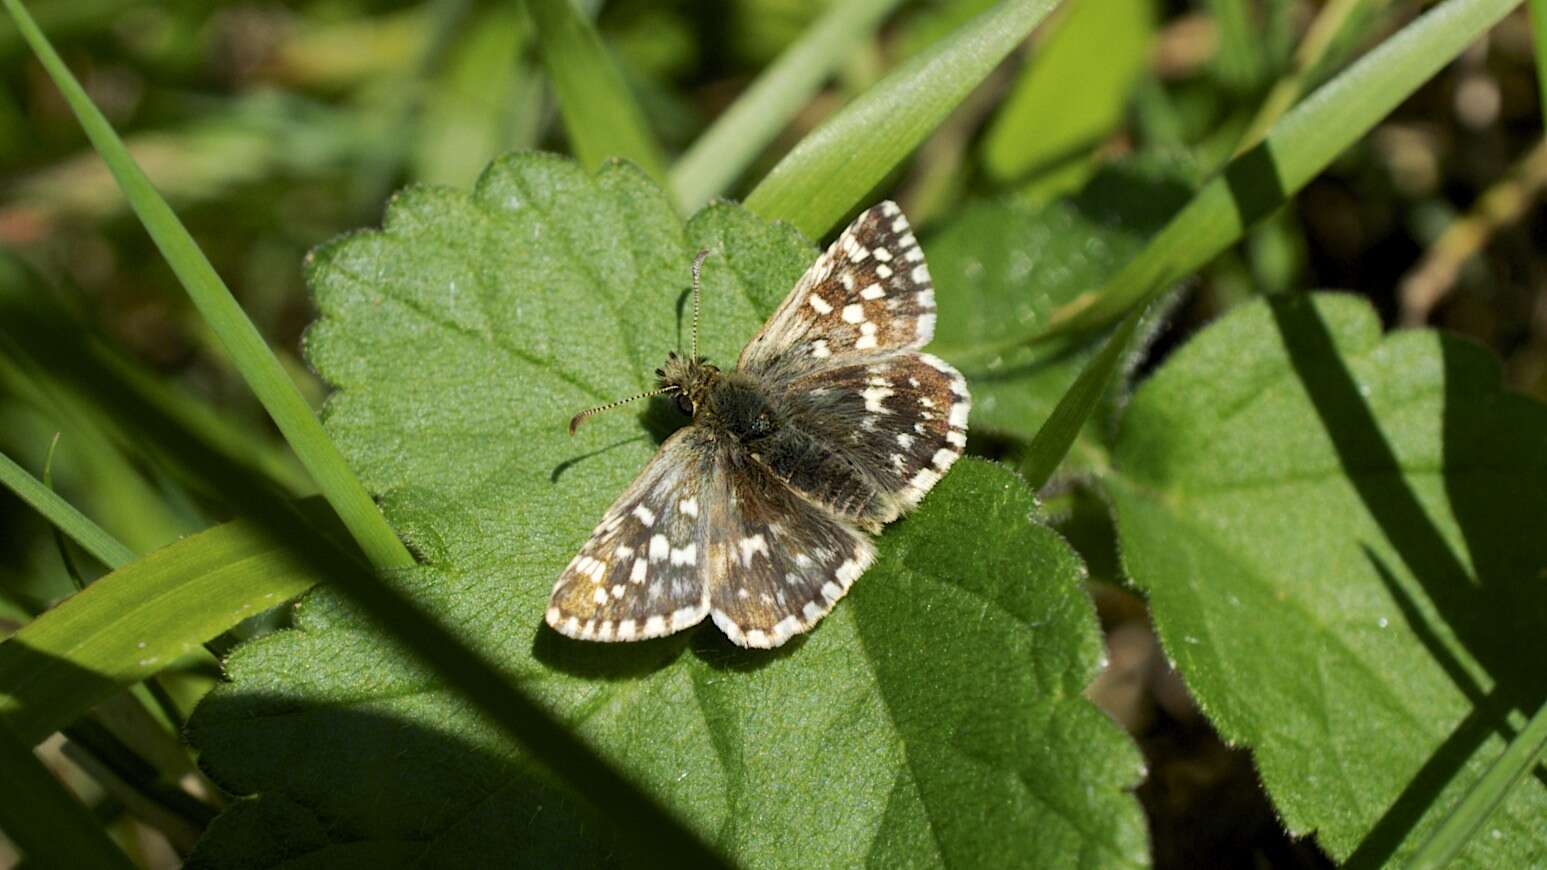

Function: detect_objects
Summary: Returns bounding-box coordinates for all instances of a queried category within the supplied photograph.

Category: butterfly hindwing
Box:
[738,201,935,375]
[547,428,720,641]
[706,452,876,649]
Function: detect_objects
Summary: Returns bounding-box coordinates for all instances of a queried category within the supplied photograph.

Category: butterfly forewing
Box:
[547,428,721,641]
[738,201,935,375]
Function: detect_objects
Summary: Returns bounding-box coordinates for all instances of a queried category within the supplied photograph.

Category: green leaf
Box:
[980,0,1156,195]
[525,0,668,182]
[0,0,412,571]
[744,0,1062,238]
[188,153,1146,865]
[1105,293,1547,865]
[1410,696,1547,869]
[0,515,318,745]
[927,157,1194,456]
[1048,0,1522,335]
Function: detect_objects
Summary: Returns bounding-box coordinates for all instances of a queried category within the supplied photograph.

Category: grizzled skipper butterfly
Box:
[549,202,969,648]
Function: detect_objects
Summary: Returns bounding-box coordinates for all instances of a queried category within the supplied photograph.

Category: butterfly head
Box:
[656,350,719,418]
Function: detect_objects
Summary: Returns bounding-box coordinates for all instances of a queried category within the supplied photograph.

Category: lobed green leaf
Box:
[188,153,1147,866]
[1107,293,1547,865]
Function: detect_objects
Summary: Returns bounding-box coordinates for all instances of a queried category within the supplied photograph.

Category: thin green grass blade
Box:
[43,434,89,591]
[670,0,905,211]
[1407,697,1547,869]
[0,0,412,570]
[0,514,320,745]
[1530,0,1547,121]
[0,719,134,869]
[1019,308,1142,490]
[1236,0,1379,153]
[1046,0,1521,336]
[744,0,1061,237]
[525,0,667,181]
[1205,0,1263,91]
[0,450,134,570]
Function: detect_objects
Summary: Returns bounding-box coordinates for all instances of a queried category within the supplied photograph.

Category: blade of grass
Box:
[1531,0,1547,122]
[1205,0,1262,91]
[1,0,412,571]
[0,450,135,570]
[744,0,1061,238]
[1407,697,1547,869]
[1045,0,1522,336]
[1019,308,1143,490]
[0,293,726,867]
[0,511,320,745]
[1236,0,1381,153]
[0,719,135,869]
[43,434,89,591]
[669,0,905,211]
[524,0,667,181]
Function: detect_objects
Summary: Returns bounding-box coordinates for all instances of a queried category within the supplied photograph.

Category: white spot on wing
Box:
[808,294,833,314]
[632,504,655,526]
[649,534,669,562]
[841,303,866,324]
[738,534,769,565]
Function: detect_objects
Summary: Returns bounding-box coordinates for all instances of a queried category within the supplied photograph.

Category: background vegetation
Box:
[1,0,1544,866]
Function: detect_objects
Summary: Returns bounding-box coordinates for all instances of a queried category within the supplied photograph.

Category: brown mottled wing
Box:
[754,351,970,529]
[547,428,723,642]
[738,201,935,375]
[706,451,875,649]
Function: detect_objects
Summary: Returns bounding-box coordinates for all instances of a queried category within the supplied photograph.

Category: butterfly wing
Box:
[764,350,970,527]
[547,427,721,642]
[705,450,875,649]
[738,201,935,375]
[735,201,969,527]
[550,424,871,648]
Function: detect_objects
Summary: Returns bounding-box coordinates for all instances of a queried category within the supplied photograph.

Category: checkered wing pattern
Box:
[769,351,970,528]
[547,428,720,642]
[706,452,876,649]
[739,201,935,375]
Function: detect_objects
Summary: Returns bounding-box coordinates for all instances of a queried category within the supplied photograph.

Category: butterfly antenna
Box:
[690,248,711,361]
[568,388,671,435]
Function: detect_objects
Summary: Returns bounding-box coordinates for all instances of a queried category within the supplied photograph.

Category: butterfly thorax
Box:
[658,352,779,445]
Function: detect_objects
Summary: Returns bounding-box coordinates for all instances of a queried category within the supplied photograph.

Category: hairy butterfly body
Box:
[548,202,969,648]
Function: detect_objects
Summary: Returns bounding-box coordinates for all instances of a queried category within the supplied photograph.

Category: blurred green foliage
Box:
[3,0,1547,866]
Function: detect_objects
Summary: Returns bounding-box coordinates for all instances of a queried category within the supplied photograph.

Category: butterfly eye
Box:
[675,393,695,415]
